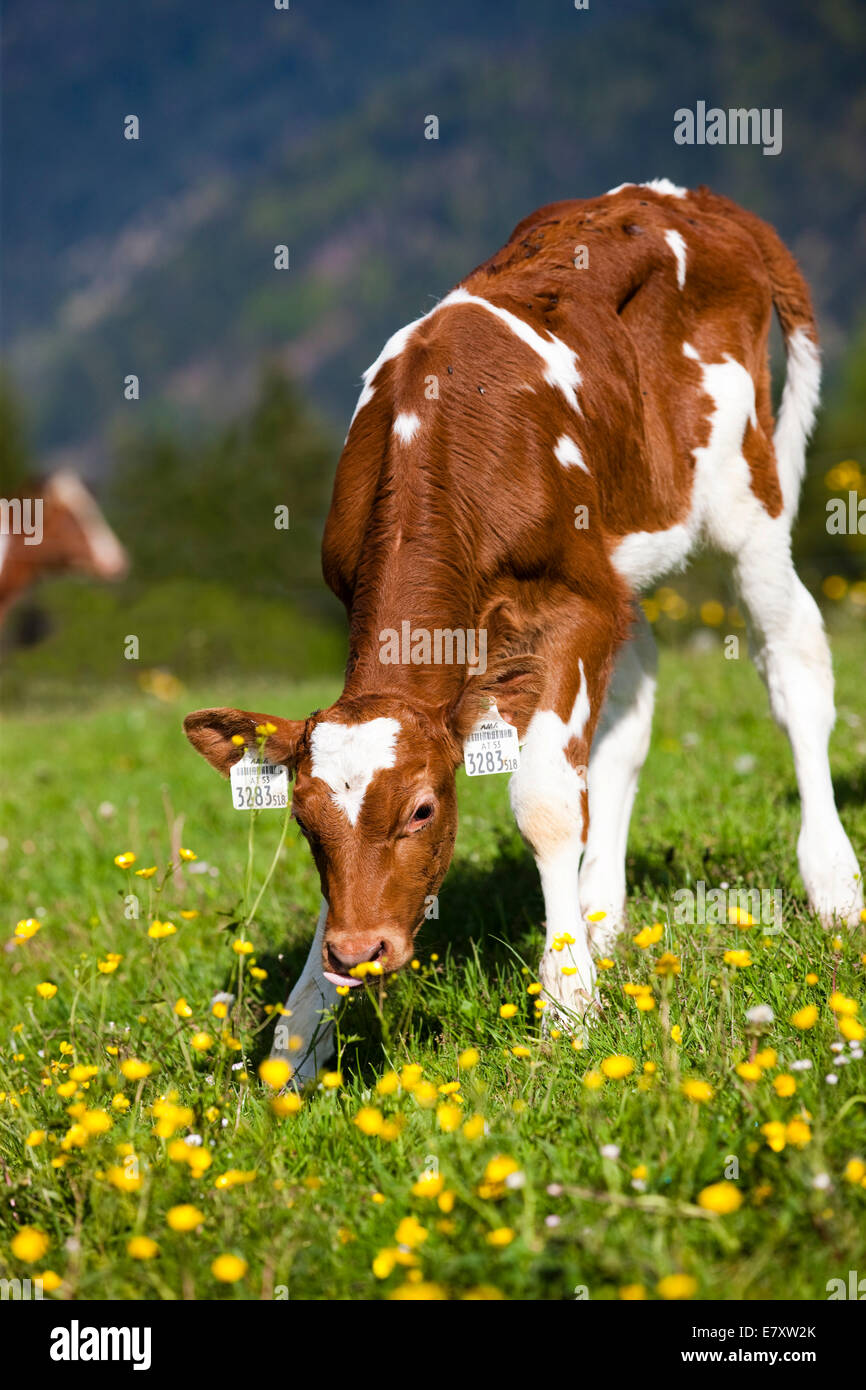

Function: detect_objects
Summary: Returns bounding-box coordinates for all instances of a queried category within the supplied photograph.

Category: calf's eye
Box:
[410,803,434,826]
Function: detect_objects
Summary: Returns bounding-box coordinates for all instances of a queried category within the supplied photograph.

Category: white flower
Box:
[746,1005,774,1027]
[600,1144,620,1161]
[830,1041,845,1053]
[505,1171,526,1190]
[545,1214,561,1228]
[790,1059,812,1071]
[631,1179,647,1192]
[811,1173,832,1191]
[825,1073,839,1085]
[546,1183,563,1197]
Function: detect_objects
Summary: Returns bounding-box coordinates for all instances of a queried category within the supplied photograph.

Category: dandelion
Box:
[485,1155,520,1185]
[353,1107,384,1136]
[25,1130,46,1146]
[843,1158,866,1184]
[670,1024,683,1045]
[411,1173,444,1199]
[754,1047,777,1069]
[601,1055,634,1080]
[633,923,663,948]
[681,1079,714,1103]
[462,1114,486,1141]
[258,1058,292,1089]
[583,1070,604,1090]
[746,1004,774,1027]
[786,1118,811,1148]
[697,1182,742,1214]
[840,1017,866,1042]
[113,853,136,869]
[736,1062,763,1082]
[377,1071,400,1096]
[107,1163,143,1192]
[791,1005,818,1030]
[635,993,655,1012]
[723,949,752,968]
[190,1033,213,1052]
[499,1003,518,1019]
[148,920,176,940]
[619,1284,647,1300]
[11,1227,50,1262]
[127,1236,159,1260]
[214,1170,256,1189]
[486,1227,515,1247]
[81,1109,112,1135]
[166,1204,205,1232]
[321,1071,342,1090]
[657,1273,697,1300]
[394,1216,428,1249]
[211,1254,247,1282]
[437,1103,462,1132]
[773,1074,797,1097]
[654,952,681,977]
[458,1047,480,1069]
[761,1121,787,1153]
[399,1064,423,1092]
[118,1059,152,1082]
[271,1093,302,1117]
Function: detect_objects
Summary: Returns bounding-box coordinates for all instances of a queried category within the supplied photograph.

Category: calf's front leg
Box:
[509,653,606,1028]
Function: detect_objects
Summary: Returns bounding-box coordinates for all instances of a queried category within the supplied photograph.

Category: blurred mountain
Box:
[3,0,865,468]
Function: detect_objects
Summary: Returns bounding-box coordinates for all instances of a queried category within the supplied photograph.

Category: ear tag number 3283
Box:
[230,750,289,810]
[463,701,520,777]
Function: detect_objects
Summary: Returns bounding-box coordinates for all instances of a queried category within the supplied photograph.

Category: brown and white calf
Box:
[185,180,863,1082]
[0,472,128,629]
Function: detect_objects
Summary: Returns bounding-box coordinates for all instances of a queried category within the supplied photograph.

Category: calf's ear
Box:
[183,707,305,777]
[448,653,542,747]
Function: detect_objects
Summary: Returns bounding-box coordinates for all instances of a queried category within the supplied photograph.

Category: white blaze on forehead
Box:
[554,434,589,473]
[606,178,688,199]
[440,287,582,412]
[310,717,401,825]
[392,411,421,443]
[663,229,687,289]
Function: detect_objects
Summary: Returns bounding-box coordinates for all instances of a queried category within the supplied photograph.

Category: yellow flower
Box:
[499,1003,518,1018]
[619,1284,647,1300]
[843,1158,866,1184]
[178,847,197,862]
[36,982,58,999]
[148,919,177,939]
[211,1254,247,1282]
[411,1173,444,1199]
[166,1204,205,1232]
[583,1070,604,1090]
[394,1216,428,1249]
[791,1004,818,1030]
[249,966,267,980]
[723,949,752,968]
[670,1024,683,1044]
[635,994,655,1013]
[128,1236,159,1260]
[174,997,193,1018]
[755,1048,777,1069]
[828,992,858,1017]
[190,1033,214,1052]
[601,1055,634,1080]
[258,1058,292,1089]
[458,1048,480,1069]
[761,1121,787,1153]
[727,905,755,926]
[654,952,681,976]
[39,1269,62,1291]
[413,1080,439,1108]
[485,1155,520,1185]
[735,1062,762,1082]
[633,923,664,948]
[486,1227,514,1247]
[214,1169,256,1190]
[785,1118,812,1148]
[114,852,136,869]
[657,1273,697,1300]
[69,1063,98,1082]
[840,1017,866,1042]
[135,866,157,879]
[15,918,41,940]
[806,972,819,985]
[598,957,615,970]
[399,1064,423,1092]
[377,1070,400,1096]
[107,1163,143,1191]
[255,723,278,736]
[81,1109,112,1135]
[321,1071,342,1089]
[697,1182,742,1214]
[354,1107,384,1136]
[389,1281,447,1300]
[436,1103,462,1132]
[231,939,254,955]
[271,1093,303,1117]
[773,1074,797,1097]
[25,1130,46,1146]
[681,1079,714,1103]
[97,957,121,974]
[11,1227,50,1262]
[511,1044,532,1056]
[179,909,199,919]
[120,1059,152,1080]
[462,1114,486,1141]
[631,1165,648,1181]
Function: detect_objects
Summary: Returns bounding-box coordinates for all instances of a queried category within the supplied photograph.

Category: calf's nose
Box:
[327,939,387,974]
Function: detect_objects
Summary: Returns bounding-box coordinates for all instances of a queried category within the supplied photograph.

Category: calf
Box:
[185,180,863,1082]
[0,471,128,629]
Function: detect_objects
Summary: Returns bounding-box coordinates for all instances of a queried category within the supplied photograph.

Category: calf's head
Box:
[184,698,460,984]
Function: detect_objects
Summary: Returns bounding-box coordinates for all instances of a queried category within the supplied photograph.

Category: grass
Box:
[1,626,864,1301]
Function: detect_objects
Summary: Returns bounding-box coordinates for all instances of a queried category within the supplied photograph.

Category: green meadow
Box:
[1,623,864,1300]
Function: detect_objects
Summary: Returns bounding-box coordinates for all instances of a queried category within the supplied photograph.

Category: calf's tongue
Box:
[323,970,363,988]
